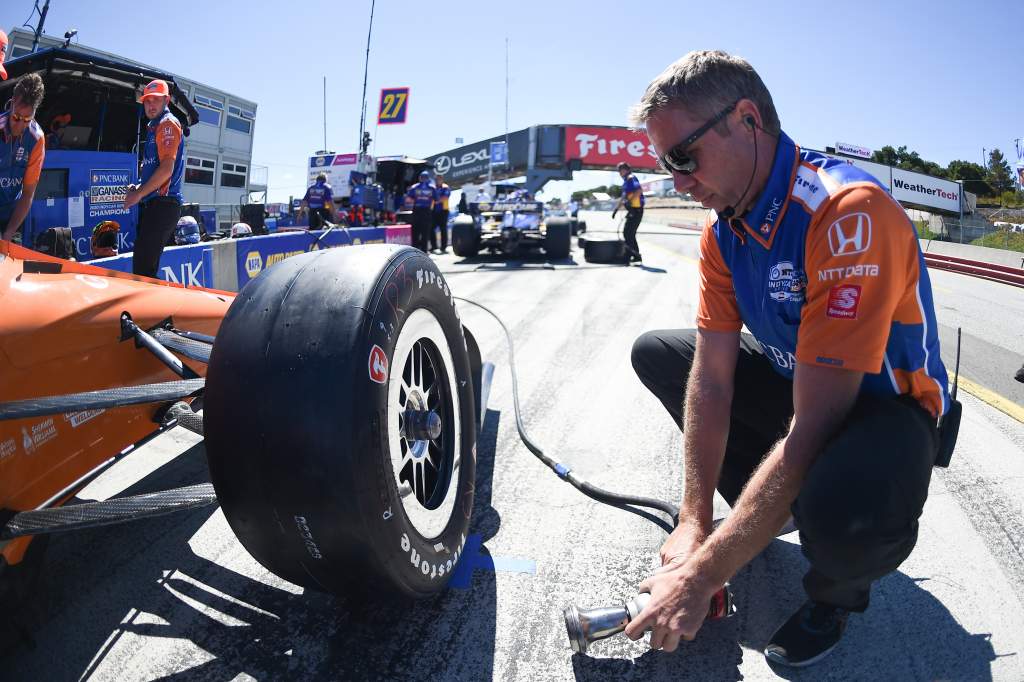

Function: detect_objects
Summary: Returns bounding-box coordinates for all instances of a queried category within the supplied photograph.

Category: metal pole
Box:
[323,76,327,152]
[357,0,377,159]
[505,38,510,149]
[31,0,51,53]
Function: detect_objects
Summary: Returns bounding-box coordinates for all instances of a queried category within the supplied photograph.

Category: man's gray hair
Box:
[630,50,780,135]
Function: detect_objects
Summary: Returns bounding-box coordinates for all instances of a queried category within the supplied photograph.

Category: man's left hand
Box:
[623,561,719,652]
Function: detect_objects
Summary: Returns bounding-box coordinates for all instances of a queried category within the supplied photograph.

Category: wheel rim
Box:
[387,308,461,539]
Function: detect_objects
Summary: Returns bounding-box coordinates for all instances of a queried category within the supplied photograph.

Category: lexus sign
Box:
[564,126,660,170]
[427,129,529,182]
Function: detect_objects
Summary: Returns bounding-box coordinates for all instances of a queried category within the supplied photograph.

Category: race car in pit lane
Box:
[0,240,488,630]
[451,199,572,259]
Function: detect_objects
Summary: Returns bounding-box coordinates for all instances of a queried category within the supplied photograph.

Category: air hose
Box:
[454,296,680,531]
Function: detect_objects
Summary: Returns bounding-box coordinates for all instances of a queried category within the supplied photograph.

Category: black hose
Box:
[453,296,680,529]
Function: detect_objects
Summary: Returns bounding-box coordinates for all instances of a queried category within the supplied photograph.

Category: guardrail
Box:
[923,252,1024,288]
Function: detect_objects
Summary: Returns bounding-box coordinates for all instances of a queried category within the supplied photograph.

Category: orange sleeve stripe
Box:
[23,139,44,187]
[156,120,182,162]
[696,221,742,331]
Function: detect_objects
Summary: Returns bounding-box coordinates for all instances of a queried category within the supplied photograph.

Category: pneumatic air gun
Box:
[563,585,735,654]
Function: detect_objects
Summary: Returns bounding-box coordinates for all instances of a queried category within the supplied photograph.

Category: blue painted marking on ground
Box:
[448,533,537,590]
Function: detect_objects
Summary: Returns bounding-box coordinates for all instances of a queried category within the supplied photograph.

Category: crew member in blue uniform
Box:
[625,50,951,668]
[303,173,335,230]
[124,79,185,278]
[406,170,436,252]
[431,174,451,252]
[612,161,645,262]
[0,73,46,242]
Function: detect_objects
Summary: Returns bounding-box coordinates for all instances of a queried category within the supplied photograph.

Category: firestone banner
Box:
[563,126,660,170]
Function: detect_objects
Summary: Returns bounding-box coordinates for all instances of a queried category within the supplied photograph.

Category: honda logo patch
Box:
[368,345,389,383]
[827,284,861,319]
[827,212,872,256]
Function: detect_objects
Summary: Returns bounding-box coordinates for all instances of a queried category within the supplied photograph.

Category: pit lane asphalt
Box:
[6,211,1023,681]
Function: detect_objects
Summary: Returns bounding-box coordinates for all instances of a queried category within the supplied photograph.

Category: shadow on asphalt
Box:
[567,539,998,681]
[7,410,507,680]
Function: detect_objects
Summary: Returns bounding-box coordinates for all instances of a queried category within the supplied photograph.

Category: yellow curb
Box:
[956,376,1024,424]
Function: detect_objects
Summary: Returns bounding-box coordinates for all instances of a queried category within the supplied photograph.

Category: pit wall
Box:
[90,225,413,292]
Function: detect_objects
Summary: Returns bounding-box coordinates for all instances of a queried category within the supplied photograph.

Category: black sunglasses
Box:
[658,102,738,175]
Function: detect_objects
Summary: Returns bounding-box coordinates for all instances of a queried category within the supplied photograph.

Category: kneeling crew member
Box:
[125,79,184,278]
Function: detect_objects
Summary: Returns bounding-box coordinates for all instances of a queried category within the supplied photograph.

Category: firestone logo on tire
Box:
[369,345,389,383]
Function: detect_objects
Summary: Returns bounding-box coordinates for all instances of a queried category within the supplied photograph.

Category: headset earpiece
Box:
[744,116,756,130]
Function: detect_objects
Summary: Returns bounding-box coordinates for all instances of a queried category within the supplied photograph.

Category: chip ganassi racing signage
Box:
[564,126,659,170]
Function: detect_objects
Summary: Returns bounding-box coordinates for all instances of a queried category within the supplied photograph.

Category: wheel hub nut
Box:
[404,409,441,441]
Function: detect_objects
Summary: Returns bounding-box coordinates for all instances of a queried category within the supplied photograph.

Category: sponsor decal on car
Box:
[827,284,862,319]
[369,344,389,383]
[0,438,16,462]
[64,409,105,428]
[20,418,57,454]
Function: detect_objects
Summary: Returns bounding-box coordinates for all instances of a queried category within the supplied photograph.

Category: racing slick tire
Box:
[204,245,477,599]
[584,238,627,264]
[451,215,480,257]
[544,218,572,259]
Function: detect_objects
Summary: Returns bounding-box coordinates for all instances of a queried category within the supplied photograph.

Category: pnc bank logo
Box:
[828,212,872,256]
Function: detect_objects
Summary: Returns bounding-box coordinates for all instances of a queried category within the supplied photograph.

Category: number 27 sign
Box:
[378,87,409,125]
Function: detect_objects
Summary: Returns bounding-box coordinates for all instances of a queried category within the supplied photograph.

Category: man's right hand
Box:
[658,519,709,569]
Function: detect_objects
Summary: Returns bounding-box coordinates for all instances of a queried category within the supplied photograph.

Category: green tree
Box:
[872,145,899,166]
[987,148,1016,195]
[872,145,945,177]
[571,191,587,202]
[946,160,992,196]
[608,185,622,198]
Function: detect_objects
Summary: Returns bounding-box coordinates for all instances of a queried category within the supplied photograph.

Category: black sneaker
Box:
[1015,363,1024,383]
[764,601,849,668]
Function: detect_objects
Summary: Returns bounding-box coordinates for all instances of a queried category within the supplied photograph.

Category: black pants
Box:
[133,197,181,278]
[431,209,449,251]
[309,207,331,230]
[631,329,938,611]
[623,207,643,258]
[412,207,433,252]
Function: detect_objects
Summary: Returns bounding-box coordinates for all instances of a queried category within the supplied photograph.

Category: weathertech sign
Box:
[564,126,660,170]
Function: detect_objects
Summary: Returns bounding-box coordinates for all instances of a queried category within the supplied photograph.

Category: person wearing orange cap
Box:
[0,30,9,81]
[1,73,46,242]
[124,79,185,278]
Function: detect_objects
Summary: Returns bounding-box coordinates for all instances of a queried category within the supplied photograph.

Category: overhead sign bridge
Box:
[426,125,967,215]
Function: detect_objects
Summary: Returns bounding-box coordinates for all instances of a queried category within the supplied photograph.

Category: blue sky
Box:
[4,0,1022,202]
